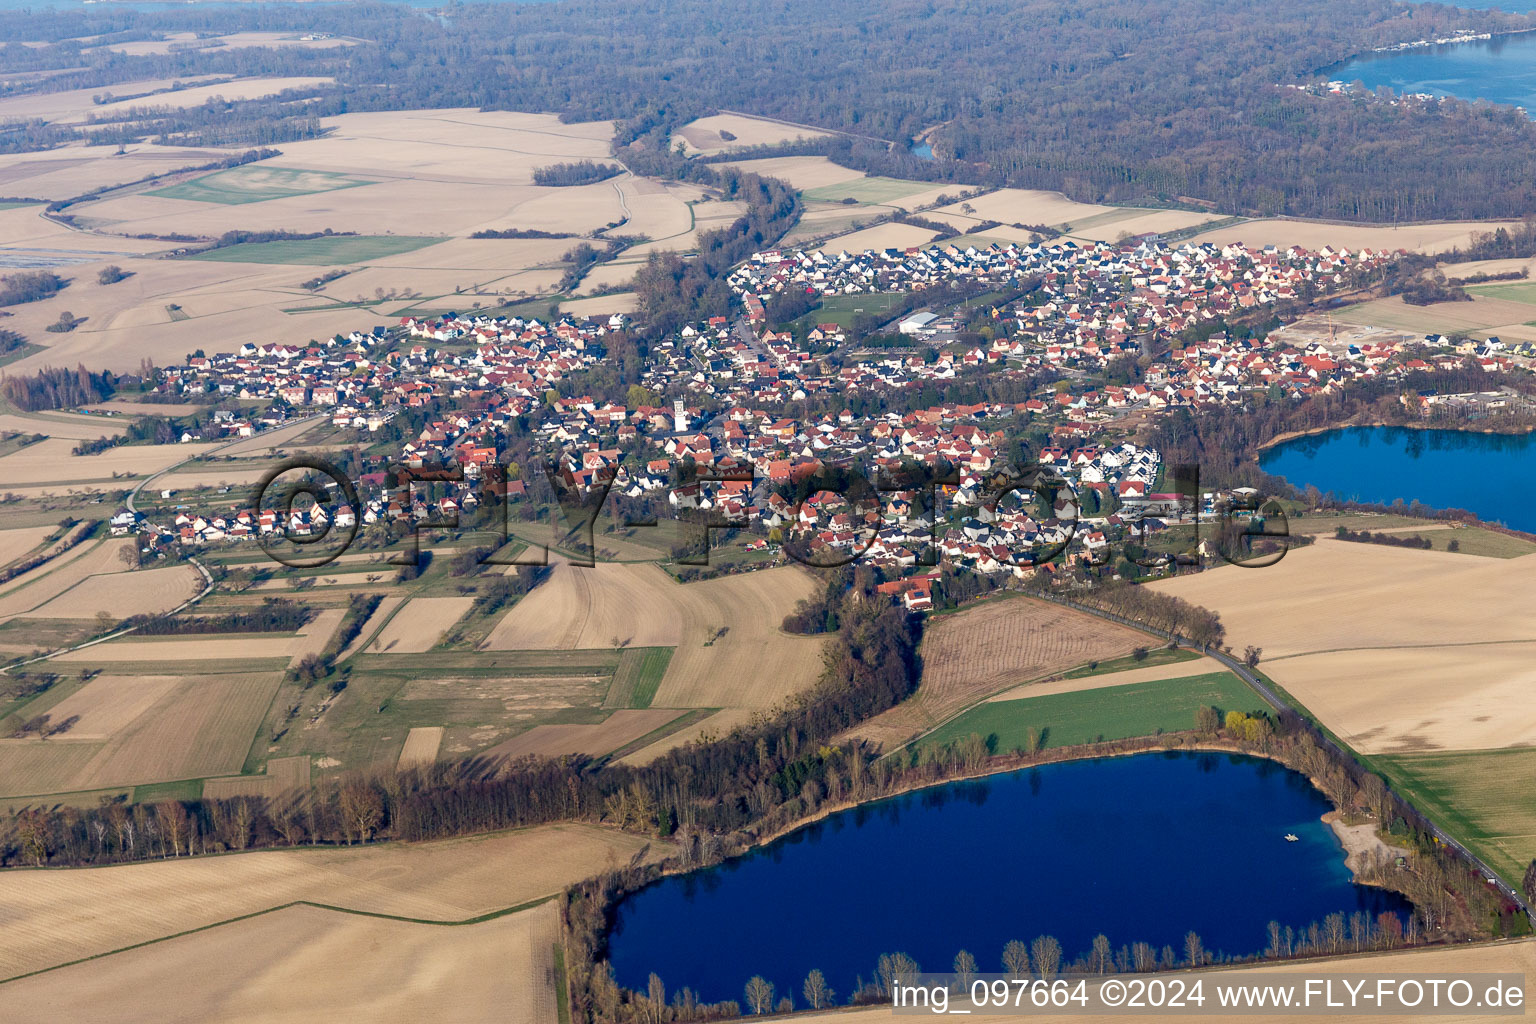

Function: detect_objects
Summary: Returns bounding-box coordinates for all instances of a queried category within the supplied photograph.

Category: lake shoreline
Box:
[1255,419,1536,455]
[673,737,1399,893]
[604,744,1421,1000]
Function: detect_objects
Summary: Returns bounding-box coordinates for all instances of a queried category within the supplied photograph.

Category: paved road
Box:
[1037,591,1535,923]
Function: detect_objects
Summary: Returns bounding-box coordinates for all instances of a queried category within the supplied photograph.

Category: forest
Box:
[3,1,1536,219]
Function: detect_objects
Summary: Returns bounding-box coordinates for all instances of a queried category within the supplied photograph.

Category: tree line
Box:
[534,160,623,187]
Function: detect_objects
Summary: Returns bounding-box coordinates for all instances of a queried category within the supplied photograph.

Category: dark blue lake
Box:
[1260,425,1536,532]
[1333,30,1536,110]
[608,752,1407,1004]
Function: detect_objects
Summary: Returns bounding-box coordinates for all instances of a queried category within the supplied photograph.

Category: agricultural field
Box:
[1188,217,1525,255]
[202,754,311,800]
[1152,540,1536,659]
[395,726,443,770]
[151,164,377,205]
[0,538,141,623]
[672,112,831,156]
[813,221,940,253]
[483,561,823,709]
[923,671,1261,752]
[1372,748,1536,885]
[849,595,1146,750]
[803,176,942,205]
[0,822,667,980]
[0,670,282,798]
[480,708,689,761]
[0,902,563,1023]
[19,563,198,620]
[1266,643,1536,754]
[0,526,53,567]
[1334,293,1536,341]
[184,235,441,265]
[0,437,214,488]
[365,596,473,654]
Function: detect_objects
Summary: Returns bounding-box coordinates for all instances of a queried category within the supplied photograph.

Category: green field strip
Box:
[922,671,1261,753]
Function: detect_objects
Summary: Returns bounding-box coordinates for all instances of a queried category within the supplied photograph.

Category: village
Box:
[113,235,1535,588]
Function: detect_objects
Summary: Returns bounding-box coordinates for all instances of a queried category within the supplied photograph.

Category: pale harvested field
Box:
[785,940,1536,1024]
[561,292,638,317]
[673,112,831,155]
[0,411,128,440]
[1265,643,1536,754]
[149,465,274,492]
[850,596,1145,749]
[0,438,214,486]
[486,561,825,708]
[987,655,1227,701]
[0,539,137,624]
[0,671,281,796]
[934,187,1117,229]
[20,563,198,620]
[715,155,866,191]
[0,822,666,980]
[0,526,52,567]
[1190,218,1524,255]
[54,635,296,663]
[367,596,473,653]
[1335,293,1536,337]
[0,80,225,125]
[0,111,714,373]
[485,559,684,650]
[814,221,942,253]
[286,607,346,667]
[1151,541,1536,658]
[92,30,359,56]
[36,674,182,739]
[0,147,236,207]
[1065,207,1225,241]
[655,569,827,708]
[92,77,334,118]
[339,594,403,660]
[203,755,312,801]
[1437,255,1536,279]
[1152,541,1536,751]
[395,726,444,770]
[0,901,561,1024]
[483,709,684,761]
[617,707,762,765]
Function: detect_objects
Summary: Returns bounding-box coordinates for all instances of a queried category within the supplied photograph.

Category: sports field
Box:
[923,671,1260,752]
[1373,748,1536,885]
[185,235,441,265]
[151,165,376,205]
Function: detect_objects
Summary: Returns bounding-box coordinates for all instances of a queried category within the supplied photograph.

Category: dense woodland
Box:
[4,1,1536,219]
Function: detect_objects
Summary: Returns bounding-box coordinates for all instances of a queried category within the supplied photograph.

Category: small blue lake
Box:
[607,752,1407,1004]
[1333,29,1536,111]
[1260,425,1536,532]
